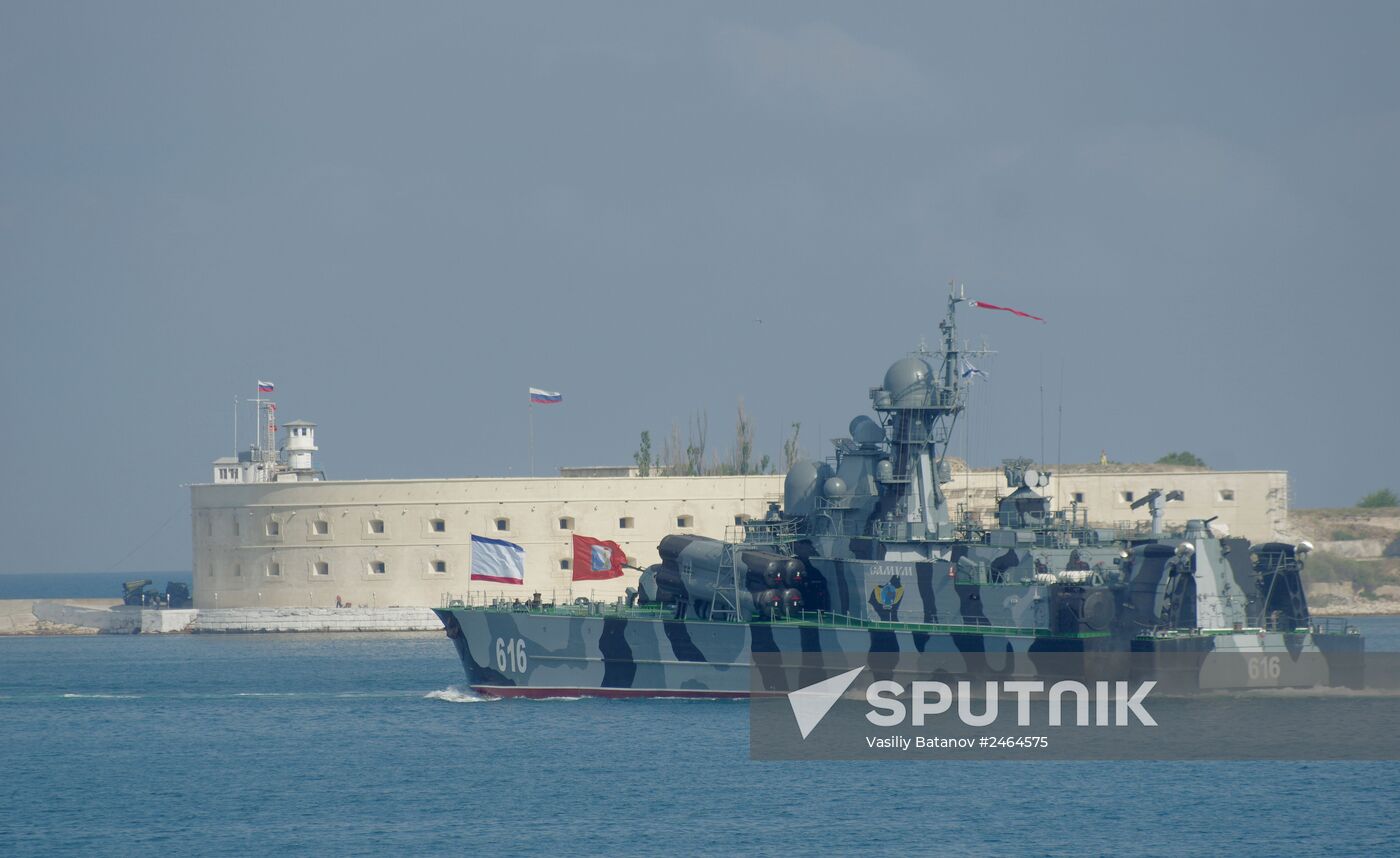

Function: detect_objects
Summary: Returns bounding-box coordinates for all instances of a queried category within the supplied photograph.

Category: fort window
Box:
[313,520,330,536]
[232,519,241,537]
[560,559,572,571]
[1072,492,1085,504]
[206,518,213,537]
[266,520,280,536]
[677,515,694,528]
[735,514,751,526]
[267,563,281,578]
[1219,489,1235,501]
[369,519,386,534]
[619,517,635,529]
[1121,491,1134,504]
[558,516,575,530]
[430,518,446,533]
[432,561,447,574]
[234,564,242,577]
[369,561,386,576]
[495,517,510,532]
[314,561,330,576]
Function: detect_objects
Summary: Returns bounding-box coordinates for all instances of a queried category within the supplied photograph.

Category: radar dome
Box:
[849,415,885,446]
[882,357,934,407]
[784,460,833,517]
[823,476,849,497]
[875,459,894,481]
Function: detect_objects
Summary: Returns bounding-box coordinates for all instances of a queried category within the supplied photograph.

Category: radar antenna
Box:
[1131,488,1184,535]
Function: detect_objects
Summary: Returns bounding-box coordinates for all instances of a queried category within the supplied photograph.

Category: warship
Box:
[435,290,1363,698]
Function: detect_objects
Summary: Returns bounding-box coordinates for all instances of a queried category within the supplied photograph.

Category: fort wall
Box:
[191,470,1288,609]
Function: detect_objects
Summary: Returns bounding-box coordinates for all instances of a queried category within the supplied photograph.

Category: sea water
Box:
[2,620,1398,856]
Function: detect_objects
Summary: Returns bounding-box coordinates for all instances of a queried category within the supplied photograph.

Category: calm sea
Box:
[2,620,1398,856]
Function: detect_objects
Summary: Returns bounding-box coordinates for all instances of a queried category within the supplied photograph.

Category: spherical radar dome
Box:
[822,476,849,497]
[882,357,934,407]
[849,415,885,446]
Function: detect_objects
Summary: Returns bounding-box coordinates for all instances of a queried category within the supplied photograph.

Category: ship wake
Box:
[423,686,495,703]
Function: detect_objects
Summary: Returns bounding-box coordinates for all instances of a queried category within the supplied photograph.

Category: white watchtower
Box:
[283,419,318,473]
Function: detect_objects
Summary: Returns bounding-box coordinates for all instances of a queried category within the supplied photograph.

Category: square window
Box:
[313,520,330,535]
[560,559,572,571]
[369,519,385,534]
[430,518,446,533]
[266,520,280,536]
[619,517,634,529]
[314,561,329,576]
[495,518,510,532]
[677,515,694,528]
[432,561,447,574]
[1121,491,1135,504]
[558,516,575,530]
[1072,492,1085,504]
[233,564,242,577]
[369,561,386,575]
[1219,489,1235,502]
[267,563,281,577]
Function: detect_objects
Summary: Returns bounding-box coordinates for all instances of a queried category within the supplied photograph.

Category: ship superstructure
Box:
[434,288,1362,697]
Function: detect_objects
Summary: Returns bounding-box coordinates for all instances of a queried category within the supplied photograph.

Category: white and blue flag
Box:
[470,534,526,584]
[959,358,988,381]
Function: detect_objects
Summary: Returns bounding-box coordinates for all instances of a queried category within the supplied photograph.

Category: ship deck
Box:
[437,599,1112,639]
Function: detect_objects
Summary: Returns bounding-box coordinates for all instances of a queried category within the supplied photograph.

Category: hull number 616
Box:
[496,637,527,673]
[1248,656,1281,680]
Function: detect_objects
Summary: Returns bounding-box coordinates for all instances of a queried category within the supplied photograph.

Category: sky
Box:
[1,1,1397,574]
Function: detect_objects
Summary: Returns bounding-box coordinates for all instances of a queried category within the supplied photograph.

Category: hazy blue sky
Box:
[2,2,1397,574]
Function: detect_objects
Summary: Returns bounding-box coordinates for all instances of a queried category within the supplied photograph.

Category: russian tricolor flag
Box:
[257,380,275,393]
[529,387,562,404]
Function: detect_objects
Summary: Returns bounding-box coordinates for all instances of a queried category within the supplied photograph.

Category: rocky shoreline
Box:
[0,599,442,635]
[1307,583,1400,617]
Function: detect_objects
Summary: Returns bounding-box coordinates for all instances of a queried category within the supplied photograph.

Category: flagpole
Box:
[253,387,262,457]
[528,400,535,477]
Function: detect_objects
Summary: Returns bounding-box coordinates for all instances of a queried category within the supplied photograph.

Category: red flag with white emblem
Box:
[572,534,627,581]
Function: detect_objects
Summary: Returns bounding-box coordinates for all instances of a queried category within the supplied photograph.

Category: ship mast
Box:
[868,284,982,542]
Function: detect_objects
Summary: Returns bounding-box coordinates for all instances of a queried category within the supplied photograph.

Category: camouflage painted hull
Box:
[434,607,1365,698]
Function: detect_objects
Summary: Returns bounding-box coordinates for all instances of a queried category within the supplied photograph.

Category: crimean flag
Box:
[257,380,275,393]
[572,534,627,582]
[529,387,562,404]
[470,534,526,584]
[967,300,1044,322]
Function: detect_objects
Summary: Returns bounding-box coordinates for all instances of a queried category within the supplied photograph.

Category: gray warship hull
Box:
[434,605,1363,698]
